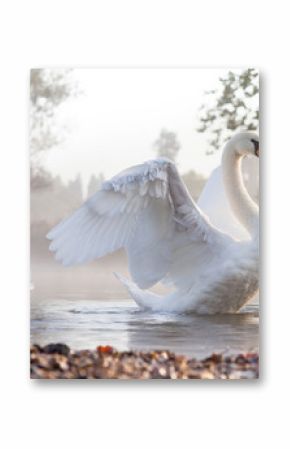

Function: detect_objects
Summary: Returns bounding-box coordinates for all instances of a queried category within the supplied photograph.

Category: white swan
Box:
[47,131,259,314]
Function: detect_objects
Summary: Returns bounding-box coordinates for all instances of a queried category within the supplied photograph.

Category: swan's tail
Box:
[114,272,163,311]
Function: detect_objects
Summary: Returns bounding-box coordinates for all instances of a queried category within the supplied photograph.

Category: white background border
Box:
[1,1,288,447]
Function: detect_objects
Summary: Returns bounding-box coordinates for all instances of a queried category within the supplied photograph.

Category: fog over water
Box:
[31,258,259,358]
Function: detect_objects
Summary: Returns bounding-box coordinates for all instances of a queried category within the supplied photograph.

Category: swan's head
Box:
[228,131,259,158]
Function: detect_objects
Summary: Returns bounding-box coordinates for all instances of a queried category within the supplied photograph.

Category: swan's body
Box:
[47,132,259,314]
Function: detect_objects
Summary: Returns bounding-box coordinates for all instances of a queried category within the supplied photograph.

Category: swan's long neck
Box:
[222,142,259,236]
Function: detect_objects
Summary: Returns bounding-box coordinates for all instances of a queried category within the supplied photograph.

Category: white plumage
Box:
[47,131,259,314]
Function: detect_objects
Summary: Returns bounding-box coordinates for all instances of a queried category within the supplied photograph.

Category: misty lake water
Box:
[31,264,259,358]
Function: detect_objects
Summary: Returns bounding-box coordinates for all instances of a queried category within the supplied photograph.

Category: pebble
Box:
[30,344,259,380]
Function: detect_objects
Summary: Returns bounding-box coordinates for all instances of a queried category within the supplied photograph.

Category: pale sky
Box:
[44,68,229,188]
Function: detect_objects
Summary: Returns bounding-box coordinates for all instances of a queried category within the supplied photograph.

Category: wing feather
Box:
[48,158,231,288]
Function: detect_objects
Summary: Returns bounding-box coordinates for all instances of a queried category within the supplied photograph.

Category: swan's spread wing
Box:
[197,166,249,240]
[47,158,229,289]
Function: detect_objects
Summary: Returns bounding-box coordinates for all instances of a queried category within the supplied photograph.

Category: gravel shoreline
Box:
[31,344,259,379]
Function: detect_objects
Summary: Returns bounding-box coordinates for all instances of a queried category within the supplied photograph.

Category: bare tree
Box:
[153,129,181,162]
[196,68,259,153]
[30,68,79,186]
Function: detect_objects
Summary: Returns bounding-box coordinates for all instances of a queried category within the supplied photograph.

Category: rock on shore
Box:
[30,344,259,380]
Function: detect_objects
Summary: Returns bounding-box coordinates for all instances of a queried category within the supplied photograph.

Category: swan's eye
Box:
[251,139,259,157]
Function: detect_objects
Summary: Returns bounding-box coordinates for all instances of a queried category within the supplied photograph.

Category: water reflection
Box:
[31,263,259,358]
[126,307,258,357]
[31,297,258,358]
